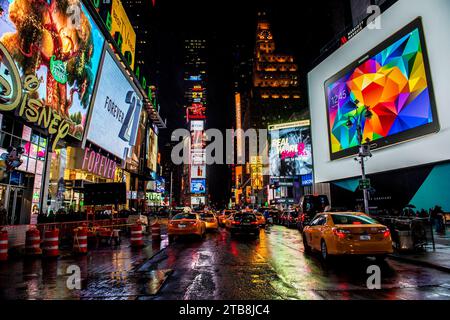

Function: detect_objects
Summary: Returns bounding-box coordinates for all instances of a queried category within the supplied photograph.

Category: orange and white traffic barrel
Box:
[151,222,161,241]
[25,228,42,256]
[0,229,7,261]
[43,229,59,258]
[130,224,144,247]
[73,227,88,255]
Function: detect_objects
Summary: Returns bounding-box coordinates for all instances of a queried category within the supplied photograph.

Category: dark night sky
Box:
[150,0,350,207]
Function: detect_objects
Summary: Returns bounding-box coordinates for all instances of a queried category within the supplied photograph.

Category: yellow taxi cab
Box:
[218,210,235,227]
[200,212,219,231]
[168,212,206,241]
[302,212,393,261]
[224,212,237,229]
[254,212,266,227]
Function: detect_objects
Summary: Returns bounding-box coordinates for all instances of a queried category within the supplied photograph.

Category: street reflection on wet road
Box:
[143,226,450,300]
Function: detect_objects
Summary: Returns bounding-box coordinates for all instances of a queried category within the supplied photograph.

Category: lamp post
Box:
[346,102,373,215]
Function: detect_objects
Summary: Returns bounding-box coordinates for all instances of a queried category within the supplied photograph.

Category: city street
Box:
[2,226,449,300]
[144,227,450,300]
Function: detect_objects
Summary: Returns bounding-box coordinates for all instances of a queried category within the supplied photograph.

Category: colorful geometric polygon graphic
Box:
[327,28,432,155]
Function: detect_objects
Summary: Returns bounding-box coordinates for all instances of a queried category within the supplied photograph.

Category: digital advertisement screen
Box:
[0,0,105,141]
[147,126,158,172]
[87,47,143,160]
[191,196,206,206]
[269,122,313,177]
[191,179,206,194]
[191,165,206,179]
[325,18,438,160]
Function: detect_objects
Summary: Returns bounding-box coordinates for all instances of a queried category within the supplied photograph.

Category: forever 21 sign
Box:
[80,147,117,180]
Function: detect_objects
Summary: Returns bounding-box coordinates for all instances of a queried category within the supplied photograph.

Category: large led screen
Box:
[0,0,105,141]
[326,18,438,160]
[87,47,143,160]
[269,122,313,177]
[191,179,206,194]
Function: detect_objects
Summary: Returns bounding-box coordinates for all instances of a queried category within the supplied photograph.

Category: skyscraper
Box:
[181,38,209,207]
[250,11,306,130]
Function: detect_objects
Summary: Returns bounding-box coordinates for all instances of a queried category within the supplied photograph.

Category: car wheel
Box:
[302,234,311,254]
[321,240,329,261]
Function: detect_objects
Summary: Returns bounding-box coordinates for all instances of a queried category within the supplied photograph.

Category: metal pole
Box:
[360,152,370,215]
[357,124,370,215]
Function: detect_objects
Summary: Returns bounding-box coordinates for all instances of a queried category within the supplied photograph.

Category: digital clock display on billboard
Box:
[325,18,439,160]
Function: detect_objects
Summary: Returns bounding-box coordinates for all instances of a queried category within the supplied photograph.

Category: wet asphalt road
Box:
[1,225,449,300]
[141,226,450,300]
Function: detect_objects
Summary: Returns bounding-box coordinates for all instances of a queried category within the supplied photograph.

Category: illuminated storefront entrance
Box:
[47,146,123,214]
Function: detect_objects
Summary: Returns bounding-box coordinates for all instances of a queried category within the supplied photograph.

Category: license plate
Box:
[178,224,186,229]
[242,223,250,226]
[360,235,371,241]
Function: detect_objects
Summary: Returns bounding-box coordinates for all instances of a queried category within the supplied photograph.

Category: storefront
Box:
[0,114,48,225]
[47,144,123,214]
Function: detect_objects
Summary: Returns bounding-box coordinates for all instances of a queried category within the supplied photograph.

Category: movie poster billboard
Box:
[147,125,158,173]
[0,0,105,145]
[269,122,313,177]
[86,47,143,160]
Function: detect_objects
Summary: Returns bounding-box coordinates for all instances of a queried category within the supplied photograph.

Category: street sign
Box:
[359,179,371,190]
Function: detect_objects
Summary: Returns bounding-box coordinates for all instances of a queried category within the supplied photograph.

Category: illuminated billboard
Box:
[325,18,438,160]
[191,165,206,179]
[87,47,143,160]
[186,103,206,122]
[191,196,206,206]
[269,121,313,177]
[147,125,158,172]
[99,0,136,69]
[191,150,206,165]
[191,179,206,194]
[0,0,105,145]
[191,120,204,131]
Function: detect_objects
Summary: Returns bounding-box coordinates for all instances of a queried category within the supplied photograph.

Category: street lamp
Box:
[346,101,373,215]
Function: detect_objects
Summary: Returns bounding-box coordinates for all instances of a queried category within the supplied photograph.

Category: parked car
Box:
[168,212,206,241]
[200,212,219,231]
[228,212,260,238]
[302,212,393,262]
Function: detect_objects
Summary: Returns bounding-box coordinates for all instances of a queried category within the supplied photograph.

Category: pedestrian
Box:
[0,202,7,226]
[434,206,445,233]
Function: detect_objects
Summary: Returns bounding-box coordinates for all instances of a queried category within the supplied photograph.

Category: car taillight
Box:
[333,228,350,239]
[382,229,391,238]
[251,221,258,225]
[232,221,241,225]
[301,214,305,222]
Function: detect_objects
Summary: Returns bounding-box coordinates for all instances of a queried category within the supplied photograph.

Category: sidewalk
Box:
[388,230,450,273]
[0,231,171,300]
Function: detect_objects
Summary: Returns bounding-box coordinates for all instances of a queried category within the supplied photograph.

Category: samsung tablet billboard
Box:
[308,0,450,183]
[87,47,143,160]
